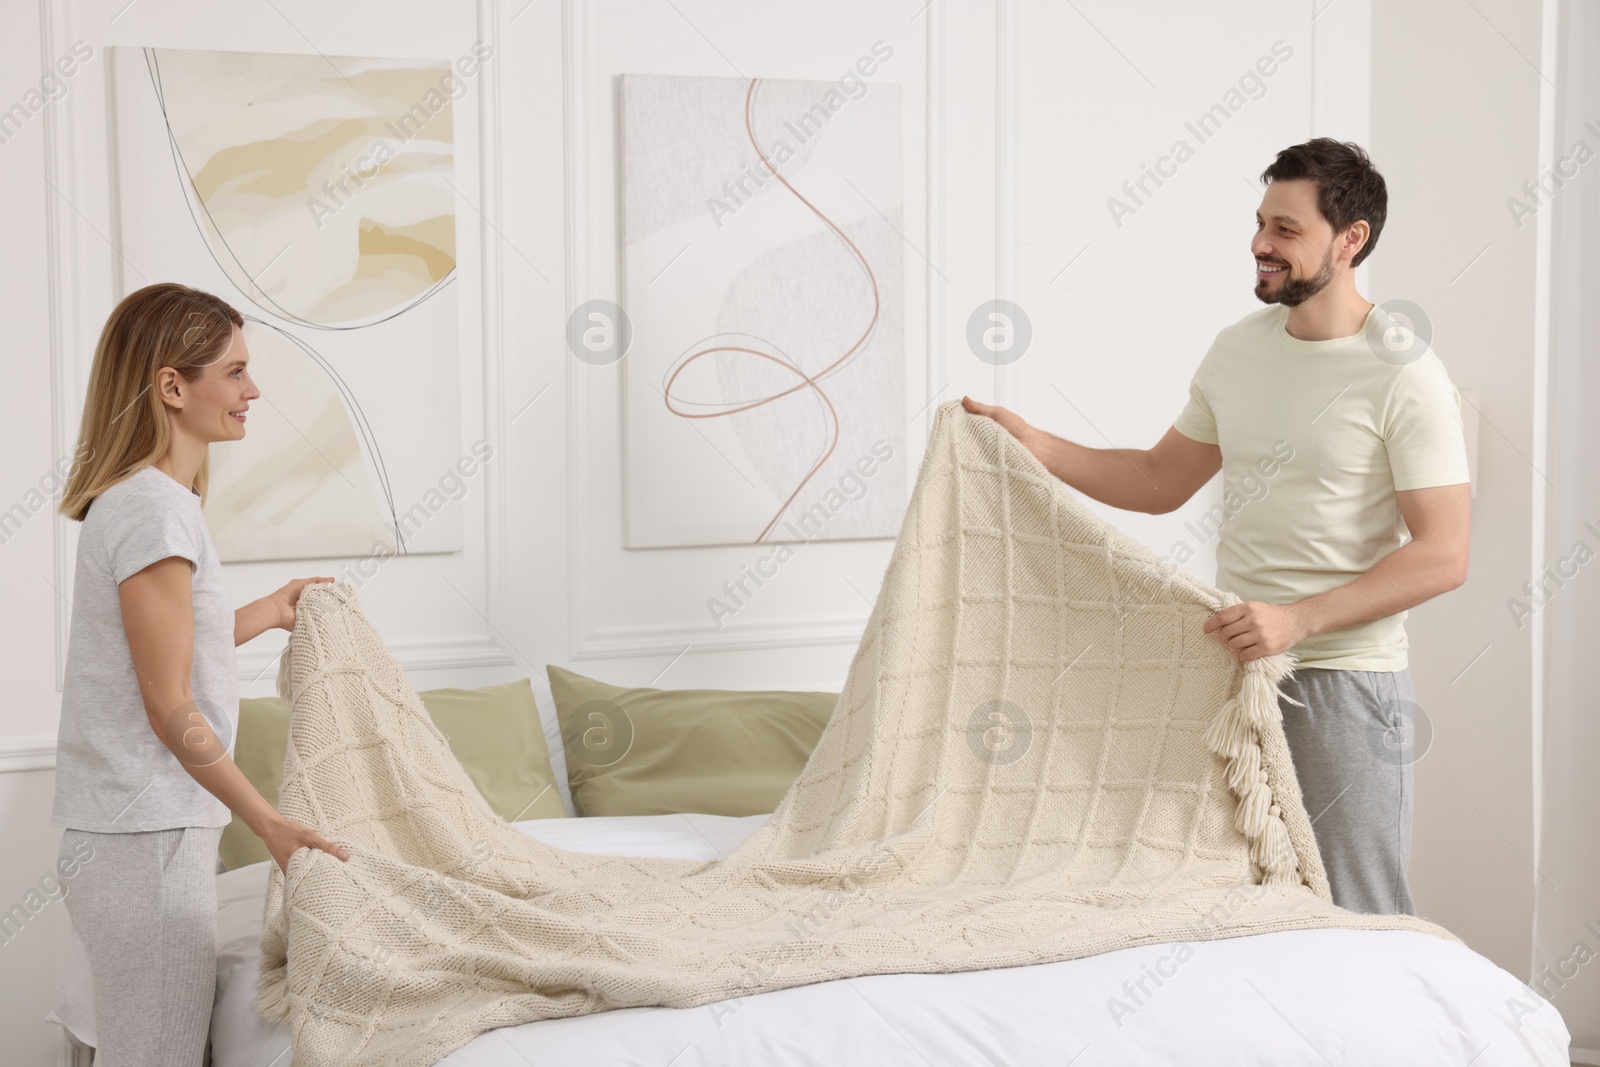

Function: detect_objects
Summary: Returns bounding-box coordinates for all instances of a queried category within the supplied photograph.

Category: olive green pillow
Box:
[219,697,294,871]
[219,678,566,870]
[546,664,837,818]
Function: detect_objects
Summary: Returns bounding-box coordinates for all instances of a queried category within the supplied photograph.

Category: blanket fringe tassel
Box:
[1202,655,1302,888]
[255,948,292,1022]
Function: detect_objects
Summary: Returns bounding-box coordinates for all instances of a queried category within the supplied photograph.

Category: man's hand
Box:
[1202,600,1310,663]
[962,396,1040,456]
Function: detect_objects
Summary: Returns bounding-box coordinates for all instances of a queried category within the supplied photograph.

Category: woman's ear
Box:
[155,366,184,409]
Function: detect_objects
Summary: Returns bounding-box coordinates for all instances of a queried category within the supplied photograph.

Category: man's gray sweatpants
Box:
[1276,666,1418,916]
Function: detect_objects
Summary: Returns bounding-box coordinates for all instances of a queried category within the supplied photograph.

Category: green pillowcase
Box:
[546,664,837,818]
[219,678,566,871]
[220,696,293,871]
[419,682,568,825]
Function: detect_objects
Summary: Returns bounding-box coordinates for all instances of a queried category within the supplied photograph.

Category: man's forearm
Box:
[1024,427,1172,513]
[1292,537,1466,640]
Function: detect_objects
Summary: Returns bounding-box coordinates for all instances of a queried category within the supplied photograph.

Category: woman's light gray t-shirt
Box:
[51,465,238,832]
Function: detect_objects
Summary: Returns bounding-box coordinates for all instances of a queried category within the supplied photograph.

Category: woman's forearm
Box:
[235,595,284,646]
[147,693,281,834]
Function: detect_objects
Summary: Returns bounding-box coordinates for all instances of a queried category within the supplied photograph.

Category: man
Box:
[963,138,1472,917]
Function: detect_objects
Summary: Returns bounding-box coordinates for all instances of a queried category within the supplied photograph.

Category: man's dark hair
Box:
[1260,138,1387,267]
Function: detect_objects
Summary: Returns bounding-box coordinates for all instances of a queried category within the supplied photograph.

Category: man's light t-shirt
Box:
[1173,304,1471,672]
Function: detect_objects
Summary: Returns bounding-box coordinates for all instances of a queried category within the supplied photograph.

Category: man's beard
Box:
[1254,243,1335,306]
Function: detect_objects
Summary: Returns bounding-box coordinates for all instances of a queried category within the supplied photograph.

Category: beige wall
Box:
[1370,0,1545,978]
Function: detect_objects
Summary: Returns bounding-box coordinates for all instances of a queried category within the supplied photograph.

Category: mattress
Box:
[49,813,1572,1066]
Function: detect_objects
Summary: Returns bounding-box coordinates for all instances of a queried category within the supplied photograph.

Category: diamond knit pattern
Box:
[256,399,1458,1066]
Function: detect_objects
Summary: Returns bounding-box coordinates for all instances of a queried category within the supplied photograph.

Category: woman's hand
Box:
[271,576,334,631]
[259,812,350,874]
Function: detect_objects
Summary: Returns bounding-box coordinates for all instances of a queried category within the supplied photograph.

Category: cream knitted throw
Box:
[257,399,1458,1066]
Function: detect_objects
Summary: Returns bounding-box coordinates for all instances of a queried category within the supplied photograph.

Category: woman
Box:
[53,282,350,1066]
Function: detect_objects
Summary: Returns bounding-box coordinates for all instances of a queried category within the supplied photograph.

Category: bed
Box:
[49,812,1571,1066]
[46,407,1580,1064]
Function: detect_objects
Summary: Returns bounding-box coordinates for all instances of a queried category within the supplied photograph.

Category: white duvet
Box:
[50,814,1571,1066]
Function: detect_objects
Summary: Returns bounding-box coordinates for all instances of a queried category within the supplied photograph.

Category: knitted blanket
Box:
[256,399,1458,1066]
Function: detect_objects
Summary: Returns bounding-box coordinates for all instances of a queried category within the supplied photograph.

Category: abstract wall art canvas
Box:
[110,45,464,562]
[619,72,905,549]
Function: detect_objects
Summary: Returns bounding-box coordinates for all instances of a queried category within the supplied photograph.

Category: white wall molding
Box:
[1309,0,1374,295]
[563,0,597,661]
[1309,0,1372,141]
[572,613,869,661]
[478,0,513,660]
[234,633,514,685]
[43,0,90,698]
[922,0,946,445]
[0,735,59,774]
[994,0,1019,411]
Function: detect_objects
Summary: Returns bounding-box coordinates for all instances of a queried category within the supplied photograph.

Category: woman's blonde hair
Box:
[59,283,244,522]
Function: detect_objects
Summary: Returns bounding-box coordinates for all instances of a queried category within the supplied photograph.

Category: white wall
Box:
[0,0,1569,1061]
[1538,0,1600,1053]
[1,0,80,1061]
[1369,0,1545,982]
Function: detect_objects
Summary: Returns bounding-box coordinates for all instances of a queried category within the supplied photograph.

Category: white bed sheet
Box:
[49,813,1572,1066]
